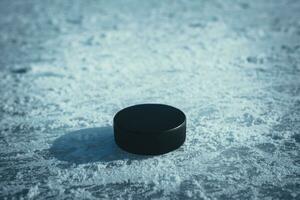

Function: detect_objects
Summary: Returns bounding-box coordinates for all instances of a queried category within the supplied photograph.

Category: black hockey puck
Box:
[113,104,186,155]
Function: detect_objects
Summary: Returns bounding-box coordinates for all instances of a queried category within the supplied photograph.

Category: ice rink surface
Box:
[0,0,300,199]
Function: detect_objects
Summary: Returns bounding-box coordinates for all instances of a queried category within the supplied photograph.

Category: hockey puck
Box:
[113,104,186,155]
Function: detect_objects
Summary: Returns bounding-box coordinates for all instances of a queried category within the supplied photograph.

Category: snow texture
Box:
[0,0,300,199]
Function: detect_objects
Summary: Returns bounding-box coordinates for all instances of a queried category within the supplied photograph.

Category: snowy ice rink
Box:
[1,0,300,199]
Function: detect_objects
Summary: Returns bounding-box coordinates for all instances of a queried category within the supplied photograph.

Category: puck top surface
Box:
[114,104,185,134]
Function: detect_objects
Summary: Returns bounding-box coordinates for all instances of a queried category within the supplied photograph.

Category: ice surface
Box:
[0,0,300,199]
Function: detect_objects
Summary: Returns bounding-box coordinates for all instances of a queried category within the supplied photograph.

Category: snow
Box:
[0,0,300,199]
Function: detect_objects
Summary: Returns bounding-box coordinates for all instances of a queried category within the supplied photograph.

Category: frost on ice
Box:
[0,0,300,199]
